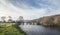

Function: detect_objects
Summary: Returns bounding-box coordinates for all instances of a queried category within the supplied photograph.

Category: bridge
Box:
[16,16,40,25]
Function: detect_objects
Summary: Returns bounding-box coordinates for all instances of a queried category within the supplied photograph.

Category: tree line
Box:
[0,16,23,23]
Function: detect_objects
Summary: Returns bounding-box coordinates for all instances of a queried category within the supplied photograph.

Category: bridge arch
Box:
[15,16,39,25]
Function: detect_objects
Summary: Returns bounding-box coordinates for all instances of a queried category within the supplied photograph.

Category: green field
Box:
[0,23,26,35]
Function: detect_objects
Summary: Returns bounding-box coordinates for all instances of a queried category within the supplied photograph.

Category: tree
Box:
[16,16,24,25]
[18,16,24,20]
[1,16,6,22]
[8,16,13,23]
[16,16,24,21]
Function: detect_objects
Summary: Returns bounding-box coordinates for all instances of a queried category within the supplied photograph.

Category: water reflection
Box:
[19,25,60,35]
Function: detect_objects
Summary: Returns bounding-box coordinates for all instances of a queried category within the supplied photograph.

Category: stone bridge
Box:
[15,16,40,25]
[16,20,39,25]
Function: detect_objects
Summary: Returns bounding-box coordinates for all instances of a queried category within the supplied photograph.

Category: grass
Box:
[0,23,26,35]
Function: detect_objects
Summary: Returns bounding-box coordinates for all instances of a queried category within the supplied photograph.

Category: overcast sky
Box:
[0,0,60,20]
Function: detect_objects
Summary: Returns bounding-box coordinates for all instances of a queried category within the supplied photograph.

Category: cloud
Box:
[47,0,60,15]
[0,0,60,20]
[0,0,47,20]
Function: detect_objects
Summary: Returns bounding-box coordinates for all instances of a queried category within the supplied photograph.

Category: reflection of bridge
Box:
[16,16,40,25]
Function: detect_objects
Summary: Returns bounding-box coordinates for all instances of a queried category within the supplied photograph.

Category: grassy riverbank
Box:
[36,14,60,27]
[0,23,26,35]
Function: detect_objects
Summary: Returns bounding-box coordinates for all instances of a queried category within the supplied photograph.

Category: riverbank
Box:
[0,23,26,35]
[37,14,60,27]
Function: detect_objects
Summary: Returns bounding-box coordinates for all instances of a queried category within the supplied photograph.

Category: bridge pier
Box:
[16,21,38,25]
[16,16,39,25]
[20,22,24,25]
[26,22,29,25]
[29,23,31,25]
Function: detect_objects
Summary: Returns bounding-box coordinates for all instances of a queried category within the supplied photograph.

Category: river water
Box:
[19,25,60,35]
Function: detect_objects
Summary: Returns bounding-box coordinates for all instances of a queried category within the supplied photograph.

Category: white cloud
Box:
[0,0,47,20]
[48,0,60,15]
[0,0,60,20]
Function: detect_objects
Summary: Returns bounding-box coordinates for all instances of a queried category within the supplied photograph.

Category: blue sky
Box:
[0,0,60,20]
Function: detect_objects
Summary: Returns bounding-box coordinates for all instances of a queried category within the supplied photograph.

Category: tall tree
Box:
[1,16,6,22]
[19,16,24,20]
[8,16,13,22]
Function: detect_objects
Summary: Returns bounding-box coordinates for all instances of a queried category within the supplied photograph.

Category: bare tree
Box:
[18,16,24,20]
[16,16,24,25]
[8,16,13,23]
[1,16,6,22]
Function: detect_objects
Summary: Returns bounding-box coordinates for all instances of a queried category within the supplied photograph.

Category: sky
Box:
[0,0,60,20]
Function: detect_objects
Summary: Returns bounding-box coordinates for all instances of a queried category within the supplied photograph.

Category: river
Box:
[19,25,60,35]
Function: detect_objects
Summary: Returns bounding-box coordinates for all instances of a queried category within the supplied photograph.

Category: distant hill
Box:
[33,14,60,27]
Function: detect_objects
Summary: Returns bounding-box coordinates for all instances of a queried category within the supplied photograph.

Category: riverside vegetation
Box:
[0,23,26,35]
[38,14,60,27]
[32,14,60,27]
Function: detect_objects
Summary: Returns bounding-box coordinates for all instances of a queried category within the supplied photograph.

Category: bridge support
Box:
[16,22,38,25]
